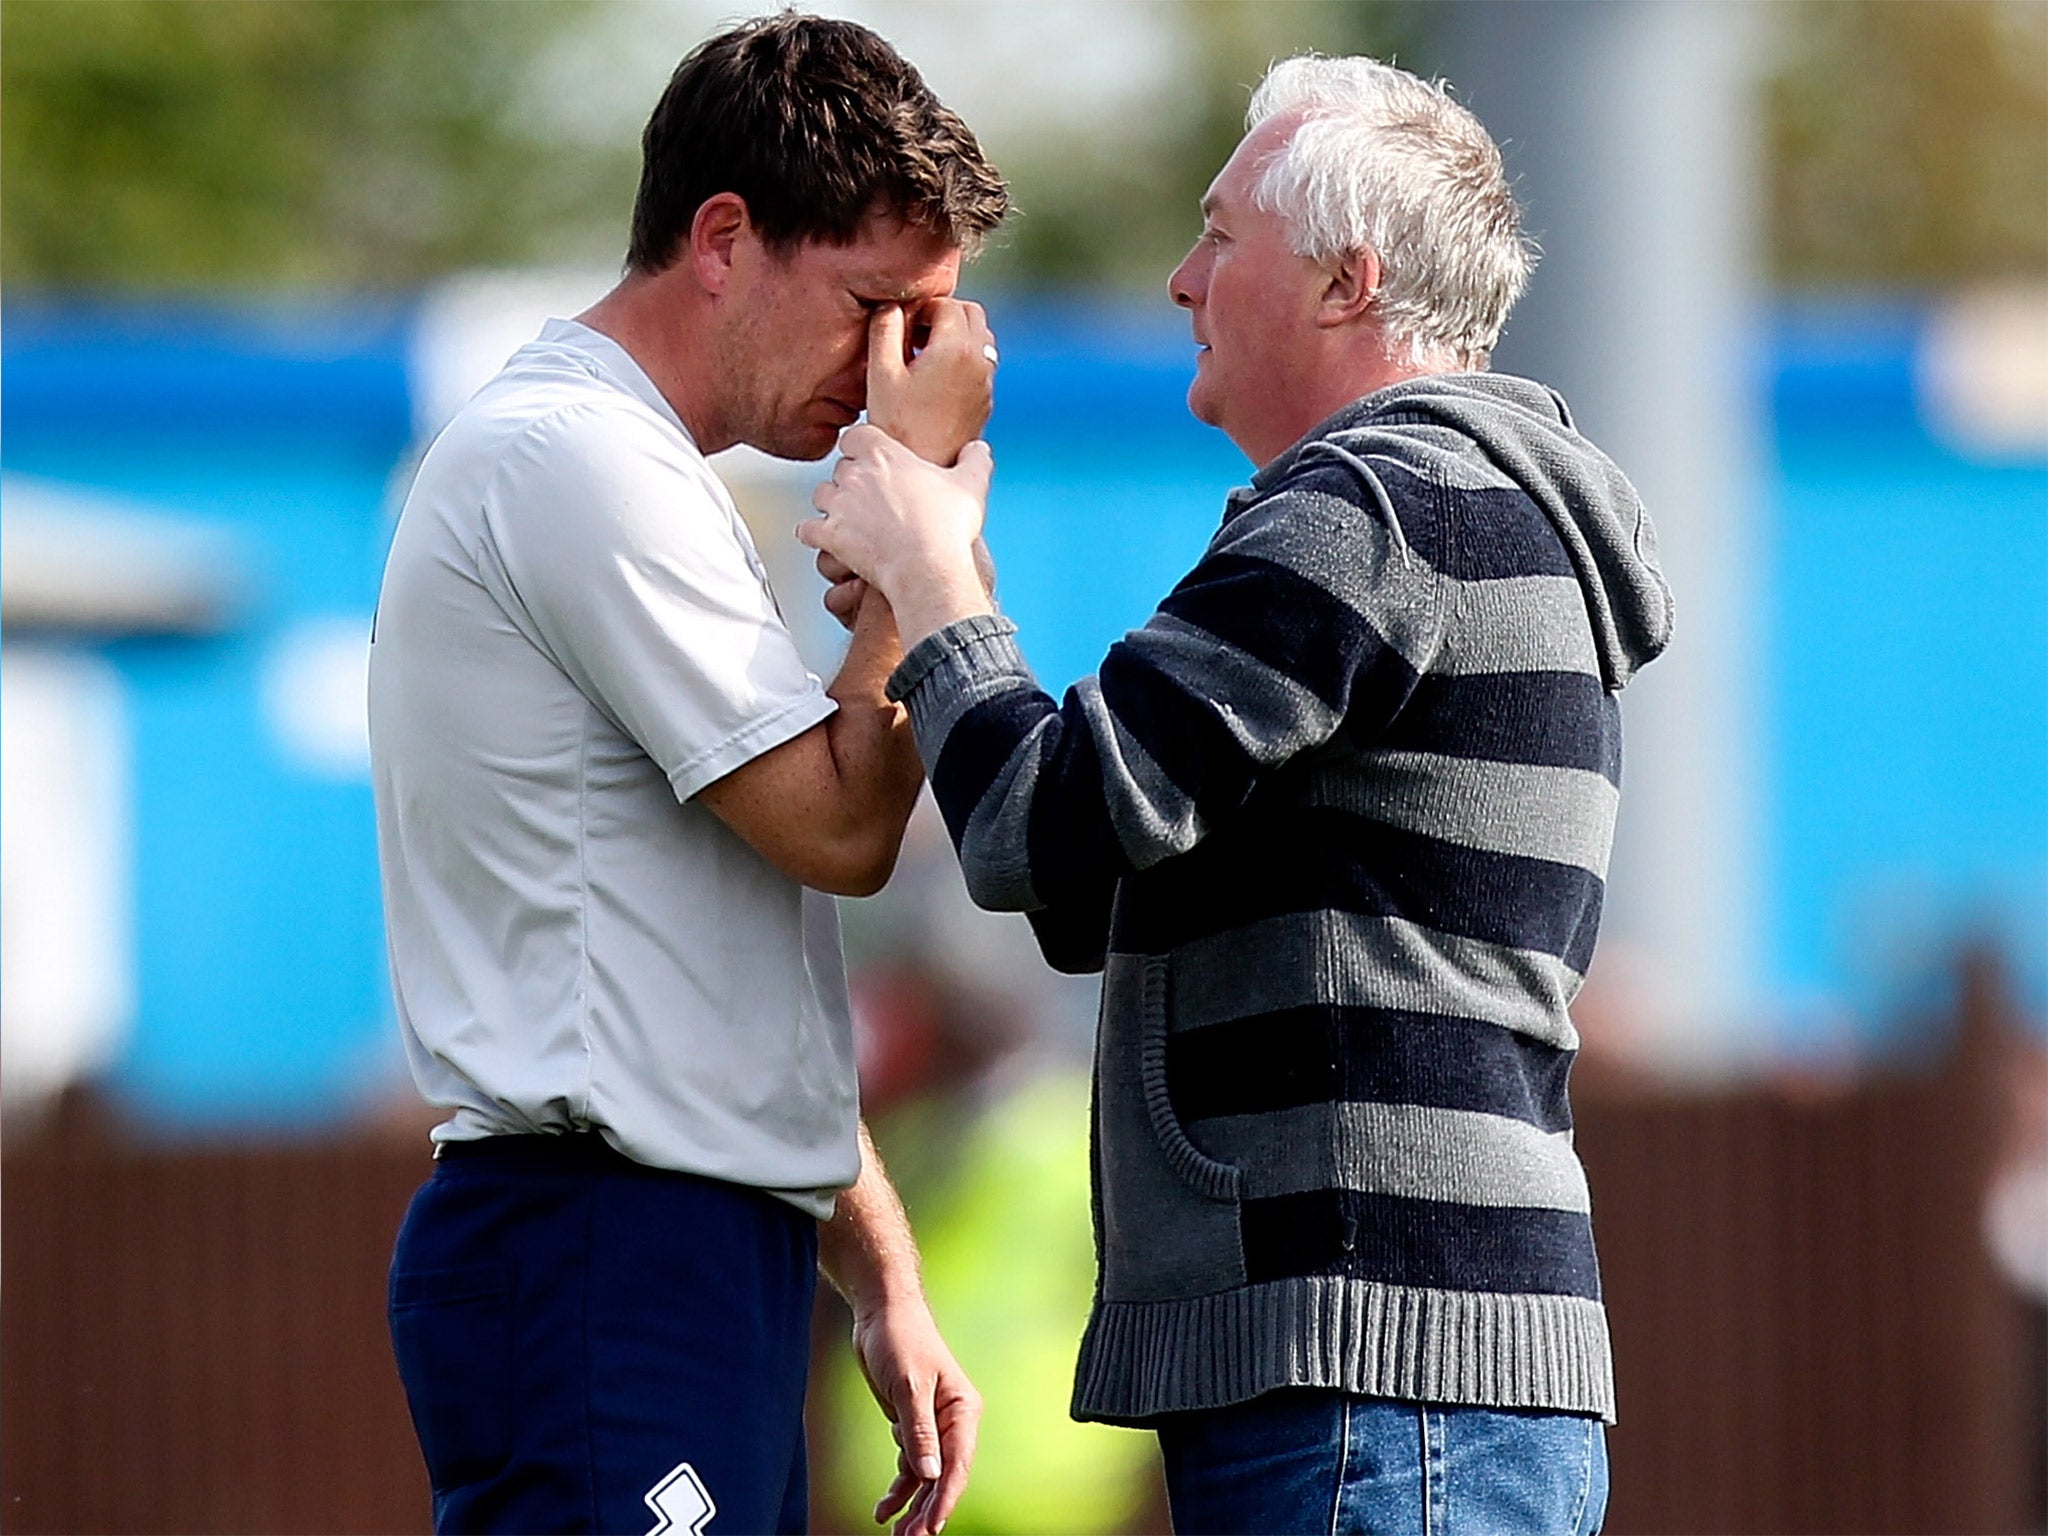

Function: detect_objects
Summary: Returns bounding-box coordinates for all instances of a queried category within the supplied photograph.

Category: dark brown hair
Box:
[627,12,1009,272]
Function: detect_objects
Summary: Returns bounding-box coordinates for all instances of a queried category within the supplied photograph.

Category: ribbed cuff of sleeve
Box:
[886,613,1027,703]
[885,613,1036,765]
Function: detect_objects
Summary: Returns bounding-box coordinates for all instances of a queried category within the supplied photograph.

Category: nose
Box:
[1169,243,1205,311]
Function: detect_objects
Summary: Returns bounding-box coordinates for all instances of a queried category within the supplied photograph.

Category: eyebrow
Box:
[852,282,932,304]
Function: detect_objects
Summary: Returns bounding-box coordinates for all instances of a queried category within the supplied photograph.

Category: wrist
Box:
[903,435,964,469]
[867,414,962,468]
[845,1264,928,1324]
[885,556,995,649]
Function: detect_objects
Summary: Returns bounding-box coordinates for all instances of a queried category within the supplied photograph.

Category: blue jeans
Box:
[1157,1390,1608,1536]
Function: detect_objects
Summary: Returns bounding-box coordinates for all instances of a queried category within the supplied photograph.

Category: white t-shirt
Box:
[369,318,857,1217]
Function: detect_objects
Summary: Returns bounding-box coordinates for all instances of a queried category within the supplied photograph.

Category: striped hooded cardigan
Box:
[885,372,1673,1425]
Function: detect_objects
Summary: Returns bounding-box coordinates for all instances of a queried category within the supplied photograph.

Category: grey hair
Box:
[1246,55,1537,370]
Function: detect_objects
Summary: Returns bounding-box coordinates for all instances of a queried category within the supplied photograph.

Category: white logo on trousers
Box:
[644,1461,716,1536]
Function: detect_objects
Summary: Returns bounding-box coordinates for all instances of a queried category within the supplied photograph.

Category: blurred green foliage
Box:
[3,0,2042,294]
[0,0,635,289]
[973,0,1419,293]
[1767,0,2048,287]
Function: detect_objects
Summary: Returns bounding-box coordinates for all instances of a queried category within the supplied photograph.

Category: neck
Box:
[1247,345,1452,468]
[1245,366,1425,468]
[576,270,733,451]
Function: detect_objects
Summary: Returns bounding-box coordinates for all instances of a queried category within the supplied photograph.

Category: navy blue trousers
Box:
[388,1134,817,1535]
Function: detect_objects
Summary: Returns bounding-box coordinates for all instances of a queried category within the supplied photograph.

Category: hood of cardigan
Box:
[1247,373,1674,691]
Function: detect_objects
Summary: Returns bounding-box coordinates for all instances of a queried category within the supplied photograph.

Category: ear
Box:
[688,192,752,296]
[1314,246,1381,330]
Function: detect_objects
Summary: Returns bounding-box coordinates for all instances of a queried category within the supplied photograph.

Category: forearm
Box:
[814,593,927,892]
[894,612,1269,910]
[819,1121,925,1317]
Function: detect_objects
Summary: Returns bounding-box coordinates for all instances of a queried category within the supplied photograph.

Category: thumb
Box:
[950,439,994,497]
[867,305,908,396]
[893,1374,944,1482]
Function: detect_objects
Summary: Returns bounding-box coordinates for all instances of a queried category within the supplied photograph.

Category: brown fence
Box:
[4,966,2041,1534]
[2,1106,432,1535]
[1574,958,2043,1534]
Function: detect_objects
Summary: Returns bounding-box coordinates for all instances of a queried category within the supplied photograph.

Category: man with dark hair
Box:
[370,15,1006,1535]
[803,52,1670,1536]
[626,13,1005,274]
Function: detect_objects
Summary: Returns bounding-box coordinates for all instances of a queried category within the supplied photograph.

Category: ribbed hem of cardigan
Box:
[1070,1277,1615,1426]
[886,612,1023,704]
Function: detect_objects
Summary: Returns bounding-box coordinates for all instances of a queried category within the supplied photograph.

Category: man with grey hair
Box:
[804,53,1671,1533]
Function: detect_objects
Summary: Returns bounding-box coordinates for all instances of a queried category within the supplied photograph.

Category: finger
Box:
[816,548,855,583]
[904,297,936,356]
[890,1480,932,1536]
[868,306,908,391]
[873,1466,918,1525]
[951,300,992,364]
[823,577,866,627]
[918,1382,979,1533]
[920,298,968,350]
[838,421,892,460]
[951,439,994,498]
[894,1480,939,1536]
[794,515,830,551]
[924,1436,974,1530]
[876,1439,921,1519]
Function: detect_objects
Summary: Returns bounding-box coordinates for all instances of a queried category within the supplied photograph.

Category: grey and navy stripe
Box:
[889,373,1669,1426]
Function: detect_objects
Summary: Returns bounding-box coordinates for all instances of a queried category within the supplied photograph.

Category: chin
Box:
[752,425,839,463]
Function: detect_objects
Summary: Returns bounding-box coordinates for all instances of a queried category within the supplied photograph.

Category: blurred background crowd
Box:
[3,2,2044,1532]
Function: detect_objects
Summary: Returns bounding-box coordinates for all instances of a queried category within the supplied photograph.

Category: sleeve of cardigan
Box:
[885,481,1445,913]
[1024,882,1116,974]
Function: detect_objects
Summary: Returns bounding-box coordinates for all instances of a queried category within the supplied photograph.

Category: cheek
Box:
[825,317,868,377]
[823,349,866,403]
[1206,286,1252,363]
[1220,278,1293,366]
[777,325,856,402]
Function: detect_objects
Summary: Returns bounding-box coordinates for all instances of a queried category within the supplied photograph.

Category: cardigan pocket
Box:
[1094,952,1246,1303]
[1137,955,1241,1201]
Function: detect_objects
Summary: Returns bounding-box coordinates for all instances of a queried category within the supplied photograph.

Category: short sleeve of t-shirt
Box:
[476,399,835,801]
